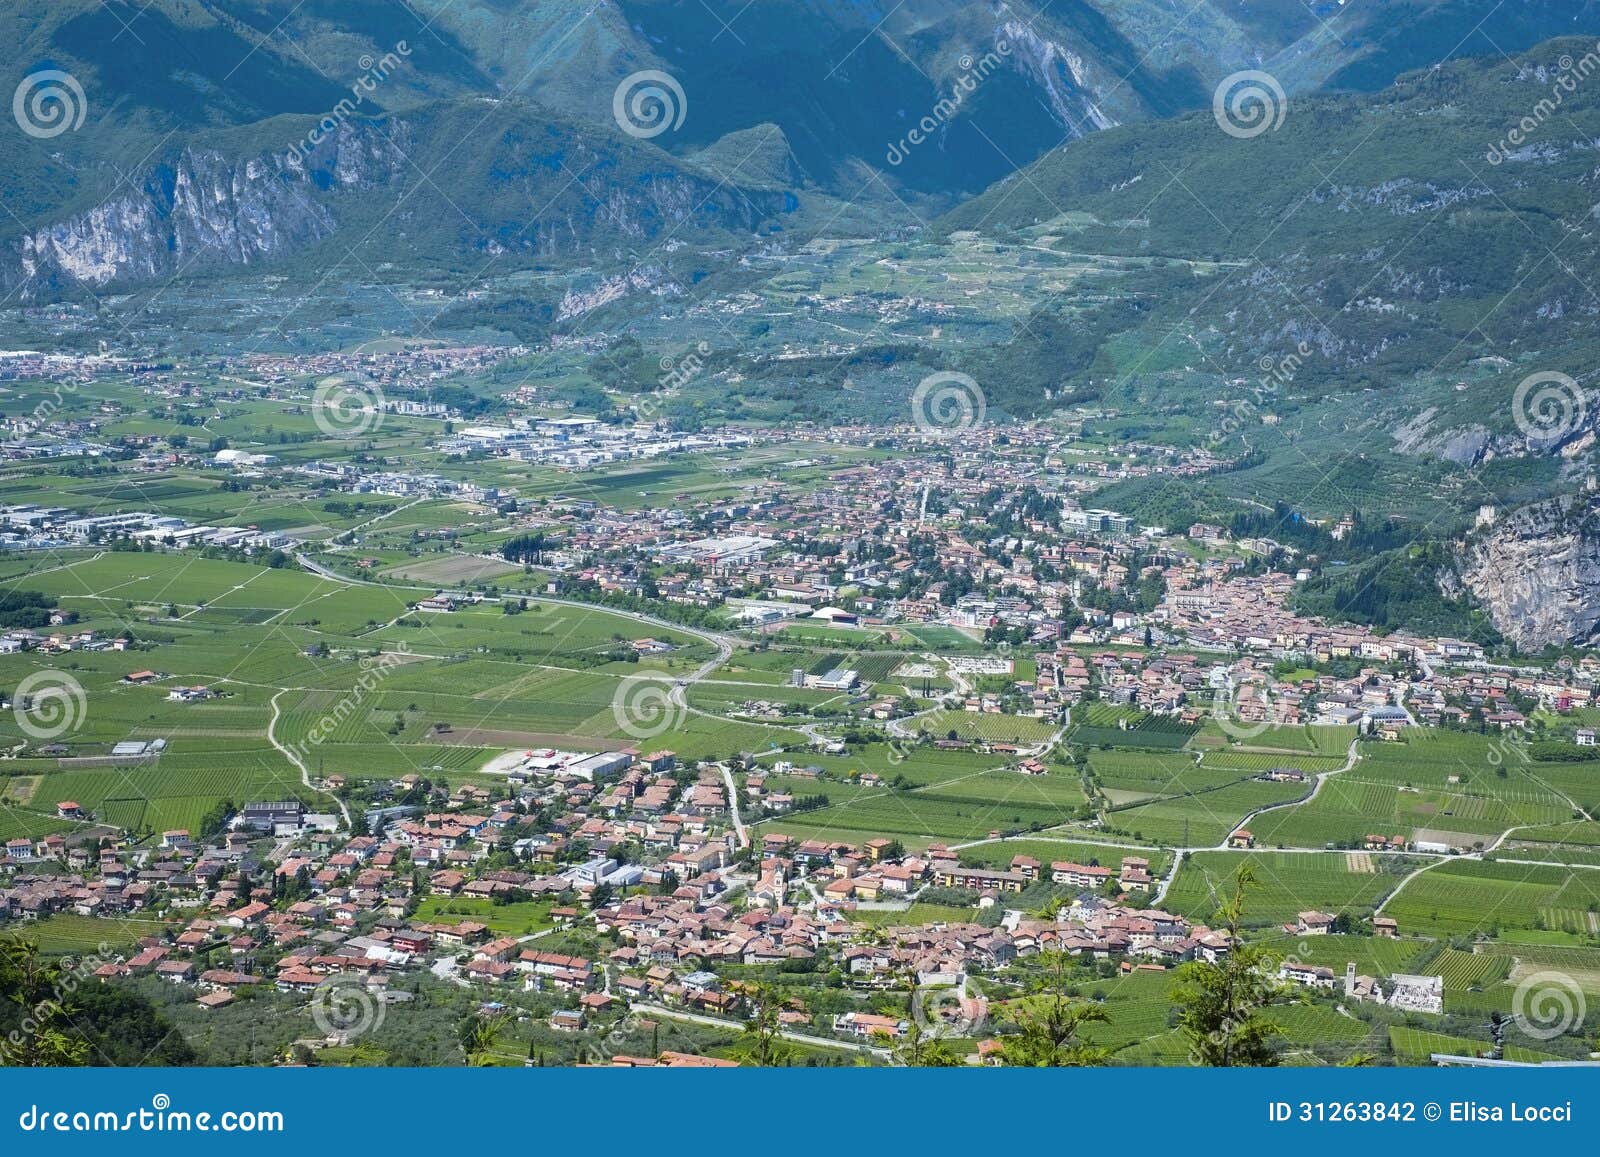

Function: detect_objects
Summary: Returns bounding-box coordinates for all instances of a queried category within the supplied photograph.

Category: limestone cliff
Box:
[1452,496,1600,648]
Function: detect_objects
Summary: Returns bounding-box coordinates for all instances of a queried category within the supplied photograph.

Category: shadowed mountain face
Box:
[2,0,1599,294]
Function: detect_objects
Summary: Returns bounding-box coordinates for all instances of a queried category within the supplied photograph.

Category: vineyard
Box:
[1383,860,1600,936]
[1164,851,1416,926]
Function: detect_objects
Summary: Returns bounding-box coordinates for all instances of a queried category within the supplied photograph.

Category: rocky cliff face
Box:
[1000,18,1117,136]
[1452,496,1600,648]
[3,110,797,296]
[7,123,408,296]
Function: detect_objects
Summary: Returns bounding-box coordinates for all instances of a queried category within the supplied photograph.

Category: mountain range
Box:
[7,0,1600,295]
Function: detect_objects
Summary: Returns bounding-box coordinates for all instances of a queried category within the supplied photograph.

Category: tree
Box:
[1170,866,1292,1066]
[0,937,89,1066]
[998,950,1109,1066]
[740,983,793,1066]
[460,1012,506,1066]
[891,1018,962,1067]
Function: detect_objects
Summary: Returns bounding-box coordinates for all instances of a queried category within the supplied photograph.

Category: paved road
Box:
[267,687,351,828]
[718,762,749,848]
[296,551,1588,916]
[628,1002,891,1058]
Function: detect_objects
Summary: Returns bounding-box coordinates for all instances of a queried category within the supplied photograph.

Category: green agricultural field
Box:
[23,749,316,838]
[1253,931,1428,977]
[1069,708,1196,751]
[899,625,984,651]
[1089,748,1267,801]
[22,913,171,955]
[1429,948,1514,990]
[915,708,1058,745]
[1164,851,1418,926]
[1102,779,1308,847]
[1195,750,1344,775]
[1387,1026,1559,1065]
[1477,942,1600,994]
[0,550,775,841]
[1018,968,1176,1055]
[847,903,978,927]
[1383,860,1600,937]
[1249,732,1577,849]
[411,895,556,936]
[755,743,1006,787]
[755,776,1089,847]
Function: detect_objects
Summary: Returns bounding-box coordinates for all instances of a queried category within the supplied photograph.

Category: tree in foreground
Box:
[999,950,1109,1067]
[887,1014,963,1067]
[1170,866,1292,1066]
[740,983,794,1066]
